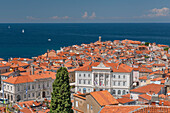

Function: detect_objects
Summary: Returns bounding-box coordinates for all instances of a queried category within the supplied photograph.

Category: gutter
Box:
[98,106,104,113]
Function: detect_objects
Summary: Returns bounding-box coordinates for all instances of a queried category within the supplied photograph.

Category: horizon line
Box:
[0,22,170,24]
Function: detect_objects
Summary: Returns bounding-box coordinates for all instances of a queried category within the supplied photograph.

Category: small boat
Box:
[8,26,10,29]
[22,29,24,33]
[48,39,51,42]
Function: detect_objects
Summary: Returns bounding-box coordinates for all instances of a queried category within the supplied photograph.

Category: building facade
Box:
[2,71,56,103]
[75,62,133,97]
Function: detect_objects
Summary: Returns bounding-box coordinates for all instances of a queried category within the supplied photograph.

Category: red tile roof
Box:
[121,93,130,98]
[76,62,133,73]
[3,71,56,84]
[117,98,135,104]
[130,84,164,94]
[139,94,152,100]
[90,90,119,106]
[100,105,141,113]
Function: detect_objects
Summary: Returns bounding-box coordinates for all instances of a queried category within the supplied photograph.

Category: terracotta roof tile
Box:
[90,90,119,106]
[139,94,152,100]
[117,98,135,104]
[130,84,164,94]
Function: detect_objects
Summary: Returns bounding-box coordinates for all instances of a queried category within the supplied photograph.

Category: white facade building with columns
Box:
[75,62,133,97]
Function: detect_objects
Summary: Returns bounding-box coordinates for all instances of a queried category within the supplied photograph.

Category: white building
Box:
[2,71,56,103]
[75,62,133,97]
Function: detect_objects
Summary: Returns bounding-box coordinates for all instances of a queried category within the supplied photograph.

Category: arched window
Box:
[118,75,120,79]
[118,90,121,95]
[83,88,86,93]
[123,90,126,95]
[112,90,116,95]
[17,95,21,102]
[11,95,13,101]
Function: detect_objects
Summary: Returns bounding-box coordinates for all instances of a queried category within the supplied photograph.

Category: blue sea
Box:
[0,23,170,60]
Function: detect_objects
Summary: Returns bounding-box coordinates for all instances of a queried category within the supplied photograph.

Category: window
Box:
[123,75,125,79]
[88,89,90,92]
[113,81,116,86]
[47,82,49,87]
[32,85,34,89]
[95,74,98,77]
[18,86,20,91]
[83,88,86,93]
[24,94,26,98]
[112,75,115,78]
[123,90,126,95]
[11,95,13,101]
[47,91,49,95]
[43,84,45,88]
[106,81,109,86]
[87,104,89,110]
[24,85,26,90]
[32,93,34,97]
[28,85,30,90]
[78,88,81,92]
[88,74,90,77]
[118,90,121,94]
[38,84,40,88]
[76,101,78,107]
[79,74,81,77]
[84,80,86,84]
[79,80,81,84]
[84,74,86,77]
[118,82,120,86]
[28,94,30,98]
[123,82,126,86]
[38,92,40,96]
[112,90,116,94]
[118,75,120,79]
[10,86,12,91]
[7,85,9,90]
[106,75,109,78]
[88,80,90,84]
[91,105,93,110]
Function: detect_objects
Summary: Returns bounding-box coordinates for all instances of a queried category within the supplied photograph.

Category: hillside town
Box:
[0,37,170,112]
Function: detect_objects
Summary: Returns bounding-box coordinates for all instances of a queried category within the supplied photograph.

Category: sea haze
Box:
[0,23,170,60]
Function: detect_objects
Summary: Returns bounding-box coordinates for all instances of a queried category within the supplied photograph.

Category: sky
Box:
[0,0,170,23]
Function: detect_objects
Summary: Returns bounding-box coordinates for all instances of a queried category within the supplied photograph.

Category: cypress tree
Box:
[50,67,73,113]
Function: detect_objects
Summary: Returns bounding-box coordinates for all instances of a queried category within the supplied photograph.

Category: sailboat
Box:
[8,26,10,29]
[22,29,24,33]
[48,38,51,42]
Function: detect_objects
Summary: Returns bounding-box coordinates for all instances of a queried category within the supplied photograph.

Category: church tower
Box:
[99,36,101,42]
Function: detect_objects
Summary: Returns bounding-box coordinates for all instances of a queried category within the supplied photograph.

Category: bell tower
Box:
[99,36,101,42]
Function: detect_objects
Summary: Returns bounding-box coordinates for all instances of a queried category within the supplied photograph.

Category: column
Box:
[98,73,100,86]
[103,73,105,87]
[109,73,111,87]
[92,72,94,86]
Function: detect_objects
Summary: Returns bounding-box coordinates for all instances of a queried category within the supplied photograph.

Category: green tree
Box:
[145,42,149,46]
[50,67,73,113]
[164,47,169,51]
